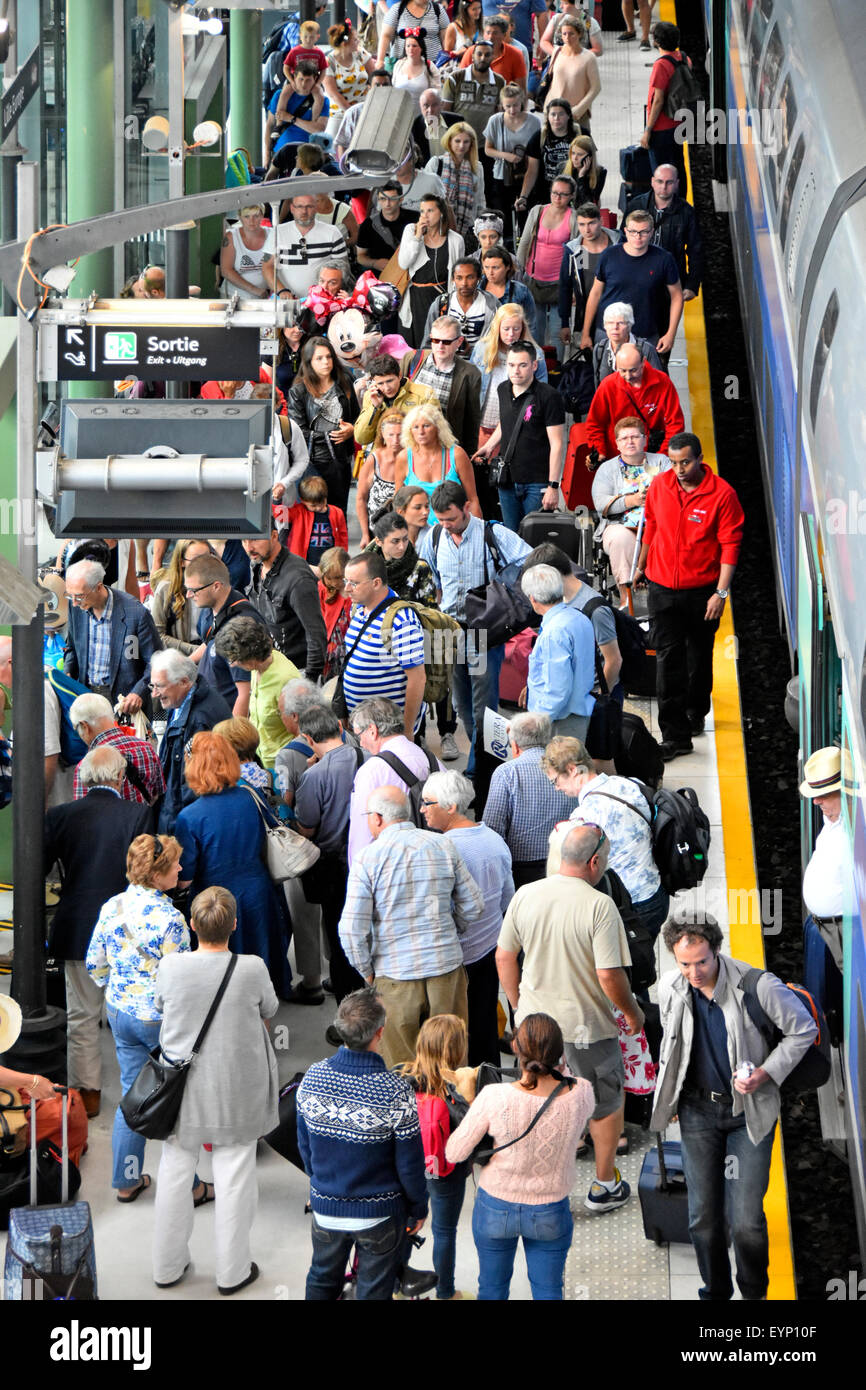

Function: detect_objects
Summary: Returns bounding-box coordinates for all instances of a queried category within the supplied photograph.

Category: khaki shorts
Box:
[563,1036,624,1120]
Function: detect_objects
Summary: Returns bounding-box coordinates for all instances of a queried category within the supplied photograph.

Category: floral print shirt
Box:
[86,884,190,1021]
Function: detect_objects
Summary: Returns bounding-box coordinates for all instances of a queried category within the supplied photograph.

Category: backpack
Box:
[741,969,832,1093]
[380,600,464,707]
[45,667,90,767]
[584,780,710,895]
[374,746,439,827]
[659,54,701,120]
[225,148,255,189]
[582,595,653,695]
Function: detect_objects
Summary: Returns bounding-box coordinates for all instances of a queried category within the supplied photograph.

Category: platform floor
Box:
[0,28,762,1301]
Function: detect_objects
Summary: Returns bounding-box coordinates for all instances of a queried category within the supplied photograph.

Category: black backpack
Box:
[582,595,653,696]
[741,970,832,1093]
[659,54,701,120]
[584,781,711,896]
[374,746,439,827]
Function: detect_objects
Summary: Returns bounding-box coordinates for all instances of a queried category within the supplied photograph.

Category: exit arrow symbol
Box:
[66,328,84,346]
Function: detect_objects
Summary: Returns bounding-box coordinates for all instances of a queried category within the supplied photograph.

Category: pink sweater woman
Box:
[445,1013,593,1300]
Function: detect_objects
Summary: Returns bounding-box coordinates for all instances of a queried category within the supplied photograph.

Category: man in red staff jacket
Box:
[635,432,744,761]
[585,344,684,460]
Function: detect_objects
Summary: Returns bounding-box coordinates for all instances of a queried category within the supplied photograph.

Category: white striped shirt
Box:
[343,591,426,727]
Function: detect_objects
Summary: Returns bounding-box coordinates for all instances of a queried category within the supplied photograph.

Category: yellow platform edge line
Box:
[671,46,796,1297]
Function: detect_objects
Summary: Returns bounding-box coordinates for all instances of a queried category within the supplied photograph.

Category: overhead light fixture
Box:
[42,265,77,294]
[0,20,10,67]
[142,115,170,152]
[191,120,222,147]
[182,12,223,36]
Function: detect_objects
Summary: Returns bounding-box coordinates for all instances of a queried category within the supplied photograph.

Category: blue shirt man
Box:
[521,564,595,739]
[481,0,546,52]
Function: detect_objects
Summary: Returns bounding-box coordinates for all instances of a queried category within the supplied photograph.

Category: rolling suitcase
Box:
[4,1086,97,1300]
[561,423,595,511]
[615,711,664,787]
[639,1136,690,1245]
[518,509,583,561]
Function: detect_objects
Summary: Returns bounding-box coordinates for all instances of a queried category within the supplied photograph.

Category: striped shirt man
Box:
[339,821,484,981]
[342,589,426,731]
[86,587,114,688]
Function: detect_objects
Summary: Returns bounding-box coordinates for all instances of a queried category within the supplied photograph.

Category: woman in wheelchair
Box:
[591,415,671,602]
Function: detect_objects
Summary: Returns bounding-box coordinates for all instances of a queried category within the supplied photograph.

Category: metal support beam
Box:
[0,173,385,301]
[11,160,44,1018]
[229,9,262,165]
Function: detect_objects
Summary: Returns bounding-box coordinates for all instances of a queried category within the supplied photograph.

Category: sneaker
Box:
[325,1024,343,1047]
[639,38,651,49]
[440,732,459,762]
[584,1170,631,1213]
[617,30,636,41]
[659,739,693,762]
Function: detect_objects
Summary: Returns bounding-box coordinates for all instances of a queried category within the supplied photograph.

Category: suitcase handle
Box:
[656,1134,671,1192]
[30,1084,70,1206]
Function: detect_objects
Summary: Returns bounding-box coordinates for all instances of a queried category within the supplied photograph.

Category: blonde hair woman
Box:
[151,539,215,653]
[394,401,480,521]
[563,133,607,204]
[470,302,548,448]
[220,206,270,299]
[424,122,485,238]
[355,408,403,547]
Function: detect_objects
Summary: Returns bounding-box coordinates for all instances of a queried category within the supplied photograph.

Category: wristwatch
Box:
[715,588,728,599]
[547,481,560,490]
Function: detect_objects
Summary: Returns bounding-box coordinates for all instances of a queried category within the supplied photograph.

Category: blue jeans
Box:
[427,1168,467,1300]
[451,639,504,778]
[472,1187,573,1300]
[678,1098,776,1300]
[497,483,547,535]
[633,884,670,941]
[306,1210,406,1301]
[107,1005,161,1190]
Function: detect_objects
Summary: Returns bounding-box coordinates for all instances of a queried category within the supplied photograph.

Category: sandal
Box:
[193,1182,215,1208]
[117,1173,152,1203]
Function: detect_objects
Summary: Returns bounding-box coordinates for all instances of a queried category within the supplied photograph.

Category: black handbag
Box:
[462,523,535,649]
[585,652,622,762]
[120,953,238,1141]
[0,1140,81,1232]
[487,380,532,493]
[446,1067,572,1167]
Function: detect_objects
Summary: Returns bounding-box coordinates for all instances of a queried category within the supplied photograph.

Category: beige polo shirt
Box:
[498,875,631,1042]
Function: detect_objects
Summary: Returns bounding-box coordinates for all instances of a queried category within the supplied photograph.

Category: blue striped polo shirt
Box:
[343,589,426,730]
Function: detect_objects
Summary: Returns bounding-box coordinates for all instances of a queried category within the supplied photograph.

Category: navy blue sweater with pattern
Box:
[296,1047,429,1221]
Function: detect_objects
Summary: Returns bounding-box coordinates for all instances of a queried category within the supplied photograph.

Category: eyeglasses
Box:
[420,799,438,808]
[625,229,652,237]
[379,193,402,202]
[343,578,366,589]
[574,820,606,861]
[185,581,215,597]
[551,190,572,198]
[430,336,459,345]
[149,680,172,691]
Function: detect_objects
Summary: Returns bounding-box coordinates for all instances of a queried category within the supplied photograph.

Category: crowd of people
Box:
[13,6,826,1305]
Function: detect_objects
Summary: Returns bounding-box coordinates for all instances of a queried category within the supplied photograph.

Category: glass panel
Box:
[760,22,784,110]
[123,0,170,282]
[780,132,805,248]
[809,290,840,431]
[772,74,798,210]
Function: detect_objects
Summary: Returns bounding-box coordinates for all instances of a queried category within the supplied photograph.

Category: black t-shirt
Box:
[356,207,419,261]
[496,380,565,485]
[525,130,571,206]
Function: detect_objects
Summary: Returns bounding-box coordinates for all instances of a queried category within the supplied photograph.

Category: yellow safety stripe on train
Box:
[669,50,797,1296]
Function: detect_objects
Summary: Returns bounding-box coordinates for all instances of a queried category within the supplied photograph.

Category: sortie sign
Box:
[1,46,40,144]
[55,323,261,381]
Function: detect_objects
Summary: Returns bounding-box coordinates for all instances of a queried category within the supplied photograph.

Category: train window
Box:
[779,132,806,247]
[760,24,784,110]
[772,75,798,207]
[809,291,840,431]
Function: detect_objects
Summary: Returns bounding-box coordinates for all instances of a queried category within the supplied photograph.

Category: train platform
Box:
[0,11,796,1305]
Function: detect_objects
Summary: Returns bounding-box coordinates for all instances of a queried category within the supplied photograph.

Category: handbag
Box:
[0,1087,28,1158]
[120,954,238,1141]
[446,1067,572,1166]
[487,377,532,492]
[585,651,622,762]
[461,522,536,648]
[243,784,320,881]
[379,245,410,298]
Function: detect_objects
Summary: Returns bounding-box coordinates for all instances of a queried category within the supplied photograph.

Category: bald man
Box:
[585,341,685,459]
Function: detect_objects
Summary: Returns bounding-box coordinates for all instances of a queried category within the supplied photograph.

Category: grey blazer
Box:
[650,954,818,1145]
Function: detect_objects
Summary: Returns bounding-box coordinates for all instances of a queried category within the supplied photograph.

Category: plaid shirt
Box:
[417,514,531,622]
[338,821,484,981]
[482,746,579,863]
[72,726,165,807]
[86,588,114,687]
[415,357,455,413]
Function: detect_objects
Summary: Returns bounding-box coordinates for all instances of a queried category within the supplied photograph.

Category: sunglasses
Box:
[430,336,459,345]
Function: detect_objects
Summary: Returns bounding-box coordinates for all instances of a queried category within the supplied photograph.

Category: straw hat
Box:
[40,572,68,631]
[799,746,843,798]
[0,993,22,1053]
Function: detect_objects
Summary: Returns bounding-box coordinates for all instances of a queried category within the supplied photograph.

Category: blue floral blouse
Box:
[86,884,190,1021]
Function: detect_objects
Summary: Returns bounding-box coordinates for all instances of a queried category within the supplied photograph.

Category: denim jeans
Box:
[427,1169,468,1299]
[472,1187,573,1300]
[451,639,504,778]
[678,1098,776,1300]
[107,1005,162,1190]
[497,483,547,535]
[633,884,670,941]
[305,1210,406,1301]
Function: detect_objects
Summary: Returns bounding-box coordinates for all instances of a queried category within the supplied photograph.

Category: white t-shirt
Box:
[802,814,853,919]
[44,680,75,808]
[263,222,349,298]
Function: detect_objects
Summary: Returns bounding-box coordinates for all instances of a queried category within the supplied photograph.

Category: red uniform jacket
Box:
[585,362,685,459]
[643,465,744,590]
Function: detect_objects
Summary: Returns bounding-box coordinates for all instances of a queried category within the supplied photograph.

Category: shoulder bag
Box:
[460,522,536,648]
[120,954,238,1141]
[446,1069,573,1166]
[242,783,320,882]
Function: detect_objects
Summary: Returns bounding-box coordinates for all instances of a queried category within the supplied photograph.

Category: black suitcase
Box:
[639,1136,690,1245]
[518,509,584,562]
[616,711,664,787]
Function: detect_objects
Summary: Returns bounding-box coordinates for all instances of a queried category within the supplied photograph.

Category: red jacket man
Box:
[636,432,744,761]
[585,345,684,459]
